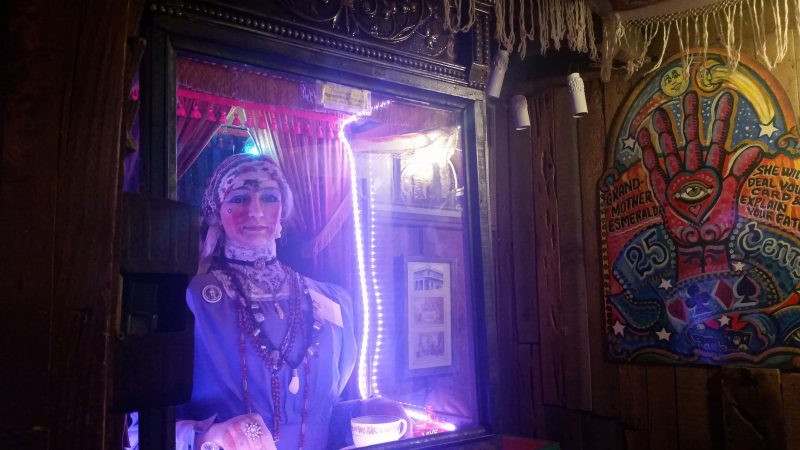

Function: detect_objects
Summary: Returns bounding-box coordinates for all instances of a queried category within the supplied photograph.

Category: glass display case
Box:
[123,2,496,448]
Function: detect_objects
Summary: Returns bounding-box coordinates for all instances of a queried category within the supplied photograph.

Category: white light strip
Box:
[340,116,371,399]
[339,99,393,399]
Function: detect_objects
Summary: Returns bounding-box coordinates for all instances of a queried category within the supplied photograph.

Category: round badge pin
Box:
[202,285,222,303]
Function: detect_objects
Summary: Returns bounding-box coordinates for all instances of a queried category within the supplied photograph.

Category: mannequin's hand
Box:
[197,413,277,450]
[637,90,762,276]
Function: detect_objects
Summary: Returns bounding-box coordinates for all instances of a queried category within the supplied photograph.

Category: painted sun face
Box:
[220,173,282,248]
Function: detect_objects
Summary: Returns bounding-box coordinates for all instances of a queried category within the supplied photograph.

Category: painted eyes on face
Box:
[224,191,281,206]
[227,194,249,204]
[673,182,712,203]
[259,192,280,203]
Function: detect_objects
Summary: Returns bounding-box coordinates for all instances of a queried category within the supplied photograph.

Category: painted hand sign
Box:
[600,51,800,366]
[637,90,763,277]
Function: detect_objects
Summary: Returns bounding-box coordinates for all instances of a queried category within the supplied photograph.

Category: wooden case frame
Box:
[137,1,500,447]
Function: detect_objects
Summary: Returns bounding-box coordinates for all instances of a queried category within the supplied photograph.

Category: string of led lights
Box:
[339,98,393,399]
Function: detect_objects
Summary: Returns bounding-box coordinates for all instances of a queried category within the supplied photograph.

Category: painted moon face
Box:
[660,67,689,97]
[695,60,723,93]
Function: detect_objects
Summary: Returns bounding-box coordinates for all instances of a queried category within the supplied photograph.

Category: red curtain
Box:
[245,109,352,279]
[176,97,231,179]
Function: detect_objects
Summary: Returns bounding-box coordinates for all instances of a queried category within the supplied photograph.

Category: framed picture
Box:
[404,259,453,372]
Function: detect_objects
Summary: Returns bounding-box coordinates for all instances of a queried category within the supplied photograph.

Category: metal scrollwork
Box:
[276,0,454,59]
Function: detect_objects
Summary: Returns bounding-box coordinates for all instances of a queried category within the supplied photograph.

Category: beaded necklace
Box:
[227,263,322,449]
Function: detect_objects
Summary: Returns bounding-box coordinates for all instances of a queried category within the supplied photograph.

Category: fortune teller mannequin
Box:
[173,154,357,450]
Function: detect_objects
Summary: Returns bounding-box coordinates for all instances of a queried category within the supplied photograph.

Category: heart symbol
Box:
[666,169,721,225]
[668,299,688,322]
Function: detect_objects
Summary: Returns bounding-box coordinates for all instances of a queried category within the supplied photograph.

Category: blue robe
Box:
[176,270,357,450]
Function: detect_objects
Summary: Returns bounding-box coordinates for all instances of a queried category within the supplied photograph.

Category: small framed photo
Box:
[404,259,452,371]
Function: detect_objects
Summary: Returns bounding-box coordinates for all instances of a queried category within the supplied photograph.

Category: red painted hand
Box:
[637,90,763,276]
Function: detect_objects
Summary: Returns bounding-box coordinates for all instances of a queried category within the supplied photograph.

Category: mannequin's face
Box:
[220,173,282,248]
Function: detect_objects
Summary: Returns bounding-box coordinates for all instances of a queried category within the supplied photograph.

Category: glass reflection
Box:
[161,55,477,449]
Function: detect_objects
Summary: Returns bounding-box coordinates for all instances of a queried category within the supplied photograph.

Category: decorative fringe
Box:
[420,0,602,60]
[492,0,598,60]
[601,0,798,82]
[443,0,476,33]
[444,0,798,84]
[490,0,598,60]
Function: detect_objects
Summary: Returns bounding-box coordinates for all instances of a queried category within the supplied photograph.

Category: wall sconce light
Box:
[486,49,509,99]
[510,95,530,130]
[567,72,588,118]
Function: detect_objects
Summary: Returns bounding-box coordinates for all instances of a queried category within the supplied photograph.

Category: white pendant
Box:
[288,369,300,394]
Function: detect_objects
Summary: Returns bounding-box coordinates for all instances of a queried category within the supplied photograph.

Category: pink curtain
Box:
[245,109,352,279]
[176,96,231,179]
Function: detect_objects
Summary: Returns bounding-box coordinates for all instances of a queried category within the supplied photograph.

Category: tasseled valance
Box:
[443,0,800,83]
[176,88,341,138]
[488,0,599,59]
[600,0,800,82]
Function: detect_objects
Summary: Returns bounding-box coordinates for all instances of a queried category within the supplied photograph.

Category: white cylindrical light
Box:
[486,49,509,99]
[510,95,530,130]
[567,72,588,117]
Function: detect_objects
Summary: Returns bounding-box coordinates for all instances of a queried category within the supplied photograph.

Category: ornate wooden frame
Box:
[148,0,492,87]
[134,0,501,447]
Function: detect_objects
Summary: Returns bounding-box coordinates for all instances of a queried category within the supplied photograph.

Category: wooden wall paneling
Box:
[720,368,786,450]
[623,429,650,450]
[2,0,65,444]
[509,101,539,345]
[490,102,522,434]
[552,87,592,411]
[579,77,620,419]
[617,365,649,431]
[51,0,139,447]
[543,406,583,450]
[581,415,623,450]
[109,17,147,450]
[516,344,539,437]
[781,372,800,449]
[774,33,799,118]
[2,432,49,450]
[529,344,547,437]
[530,92,565,406]
[601,72,635,136]
[3,0,140,448]
[646,366,678,450]
[675,367,715,450]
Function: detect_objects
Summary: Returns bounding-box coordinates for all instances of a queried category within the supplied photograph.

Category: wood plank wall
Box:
[1,1,143,449]
[493,35,800,450]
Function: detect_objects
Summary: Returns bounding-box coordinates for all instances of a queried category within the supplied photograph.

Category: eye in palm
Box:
[636,90,763,275]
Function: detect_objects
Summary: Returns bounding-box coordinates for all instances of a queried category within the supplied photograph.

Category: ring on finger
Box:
[243,421,263,440]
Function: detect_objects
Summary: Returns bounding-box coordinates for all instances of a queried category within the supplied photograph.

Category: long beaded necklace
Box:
[227,263,323,449]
